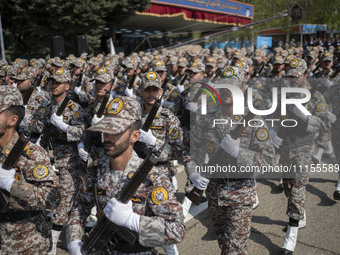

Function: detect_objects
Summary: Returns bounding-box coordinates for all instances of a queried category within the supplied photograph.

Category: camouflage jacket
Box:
[140,103,183,162]
[0,132,60,254]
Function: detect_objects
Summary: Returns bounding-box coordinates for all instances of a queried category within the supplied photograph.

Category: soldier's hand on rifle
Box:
[138,129,157,146]
[74,86,81,95]
[269,129,283,149]
[292,106,308,122]
[68,239,83,255]
[50,113,69,132]
[189,172,210,190]
[0,165,16,193]
[125,87,135,98]
[220,134,240,158]
[185,102,198,113]
[91,114,104,126]
[77,142,89,161]
[103,198,140,232]
[176,84,185,93]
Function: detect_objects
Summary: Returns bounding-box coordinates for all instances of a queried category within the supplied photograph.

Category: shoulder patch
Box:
[147,169,159,182]
[256,128,269,142]
[206,141,214,154]
[151,187,168,205]
[169,128,179,140]
[316,103,326,112]
[33,164,49,179]
[22,145,35,158]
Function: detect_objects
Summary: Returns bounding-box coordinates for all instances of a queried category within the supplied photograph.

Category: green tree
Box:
[0,0,150,60]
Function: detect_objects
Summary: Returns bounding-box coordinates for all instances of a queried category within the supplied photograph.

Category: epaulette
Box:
[67,102,76,110]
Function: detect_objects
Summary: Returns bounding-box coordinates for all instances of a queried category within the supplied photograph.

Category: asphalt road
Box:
[56,155,340,255]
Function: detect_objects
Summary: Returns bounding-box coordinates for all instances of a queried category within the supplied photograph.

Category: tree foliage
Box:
[0,0,150,59]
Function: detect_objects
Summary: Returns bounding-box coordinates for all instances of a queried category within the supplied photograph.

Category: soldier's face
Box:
[156,71,166,81]
[189,71,203,84]
[16,79,31,92]
[141,86,162,105]
[178,66,186,75]
[286,75,305,88]
[126,68,134,76]
[52,80,70,96]
[321,60,332,69]
[95,81,111,96]
[0,111,8,138]
[205,65,214,75]
[103,127,138,158]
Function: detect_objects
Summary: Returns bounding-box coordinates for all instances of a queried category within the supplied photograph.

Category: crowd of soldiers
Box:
[0,40,339,255]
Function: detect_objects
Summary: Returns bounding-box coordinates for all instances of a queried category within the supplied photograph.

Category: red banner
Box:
[137,4,252,26]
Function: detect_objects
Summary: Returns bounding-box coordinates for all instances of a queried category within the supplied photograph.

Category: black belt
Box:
[114,241,154,253]
[216,177,251,184]
[0,210,43,223]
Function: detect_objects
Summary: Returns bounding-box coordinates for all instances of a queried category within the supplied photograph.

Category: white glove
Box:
[91,114,104,126]
[77,143,89,161]
[189,172,210,190]
[160,99,165,107]
[169,75,175,81]
[103,198,140,232]
[35,136,42,146]
[12,82,18,88]
[138,129,157,146]
[322,78,332,88]
[328,111,337,123]
[292,106,308,122]
[125,87,134,98]
[50,113,69,132]
[220,134,240,158]
[68,239,83,255]
[0,166,16,192]
[74,86,81,95]
[176,83,184,93]
[269,129,283,149]
[185,102,198,113]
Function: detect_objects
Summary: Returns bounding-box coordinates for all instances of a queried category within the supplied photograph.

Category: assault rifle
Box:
[79,79,115,172]
[39,95,70,150]
[23,67,45,105]
[81,138,169,255]
[186,110,256,205]
[0,131,31,212]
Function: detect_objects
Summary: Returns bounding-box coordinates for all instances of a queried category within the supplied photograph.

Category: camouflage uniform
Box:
[0,86,60,255]
[66,96,185,254]
[279,59,331,221]
[189,96,275,254]
[39,69,86,227]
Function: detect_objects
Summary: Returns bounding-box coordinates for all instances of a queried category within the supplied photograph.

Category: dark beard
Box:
[104,137,130,158]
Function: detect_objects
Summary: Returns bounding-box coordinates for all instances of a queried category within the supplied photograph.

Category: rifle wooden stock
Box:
[0,132,31,212]
[81,139,168,255]
[40,96,70,149]
[187,111,256,205]
[97,80,114,119]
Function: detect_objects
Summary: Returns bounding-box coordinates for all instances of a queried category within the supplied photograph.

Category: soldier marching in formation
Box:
[0,39,339,255]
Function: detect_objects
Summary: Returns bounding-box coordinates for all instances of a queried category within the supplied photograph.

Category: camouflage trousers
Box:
[0,214,51,255]
[280,144,311,220]
[51,166,75,226]
[207,197,252,255]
